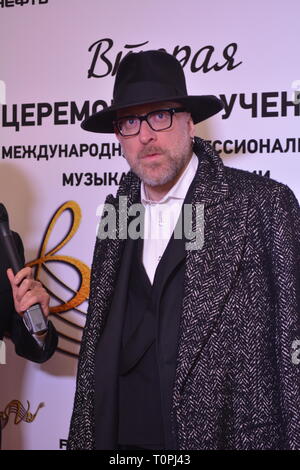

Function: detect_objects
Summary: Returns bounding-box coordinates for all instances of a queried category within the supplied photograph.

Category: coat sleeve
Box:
[271,184,300,449]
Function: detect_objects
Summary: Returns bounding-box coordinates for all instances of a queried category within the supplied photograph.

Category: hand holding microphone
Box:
[7,267,49,335]
[0,203,49,335]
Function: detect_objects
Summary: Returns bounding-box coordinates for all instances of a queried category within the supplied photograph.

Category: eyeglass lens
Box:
[118,109,173,135]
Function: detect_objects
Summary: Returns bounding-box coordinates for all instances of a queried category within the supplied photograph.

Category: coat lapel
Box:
[173,141,249,400]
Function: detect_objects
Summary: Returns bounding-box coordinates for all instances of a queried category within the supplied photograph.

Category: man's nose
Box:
[138,119,157,144]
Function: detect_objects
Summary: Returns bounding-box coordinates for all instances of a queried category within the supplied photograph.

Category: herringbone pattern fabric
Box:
[67,138,300,449]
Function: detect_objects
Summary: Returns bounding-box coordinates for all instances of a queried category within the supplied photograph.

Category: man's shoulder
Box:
[223,164,293,205]
[195,138,296,207]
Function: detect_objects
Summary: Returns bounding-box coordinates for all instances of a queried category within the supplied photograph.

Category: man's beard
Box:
[124,139,193,187]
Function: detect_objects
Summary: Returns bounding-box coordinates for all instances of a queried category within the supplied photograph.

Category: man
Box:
[68,50,300,450]
[0,231,57,362]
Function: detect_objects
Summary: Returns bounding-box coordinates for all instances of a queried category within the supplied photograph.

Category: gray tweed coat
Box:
[68,138,300,450]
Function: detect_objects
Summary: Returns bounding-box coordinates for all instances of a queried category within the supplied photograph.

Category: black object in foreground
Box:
[0,203,48,334]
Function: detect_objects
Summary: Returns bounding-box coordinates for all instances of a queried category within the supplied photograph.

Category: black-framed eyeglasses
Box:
[114,107,186,136]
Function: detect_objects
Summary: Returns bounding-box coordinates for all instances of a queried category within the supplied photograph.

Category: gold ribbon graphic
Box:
[0,400,44,430]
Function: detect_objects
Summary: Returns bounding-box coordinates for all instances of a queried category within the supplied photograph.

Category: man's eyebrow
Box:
[118,108,170,118]
[117,113,139,117]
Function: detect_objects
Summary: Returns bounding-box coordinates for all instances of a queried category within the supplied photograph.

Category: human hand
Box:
[6,267,50,318]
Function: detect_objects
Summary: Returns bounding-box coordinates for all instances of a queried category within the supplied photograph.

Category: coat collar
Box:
[191,137,230,207]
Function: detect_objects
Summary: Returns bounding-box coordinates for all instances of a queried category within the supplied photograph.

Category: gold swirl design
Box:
[27,201,91,314]
[0,400,44,429]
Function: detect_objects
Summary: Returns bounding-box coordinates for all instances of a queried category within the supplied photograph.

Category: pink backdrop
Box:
[0,0,299,449]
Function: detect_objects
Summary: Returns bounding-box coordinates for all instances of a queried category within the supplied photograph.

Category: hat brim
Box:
[81,95,224,133]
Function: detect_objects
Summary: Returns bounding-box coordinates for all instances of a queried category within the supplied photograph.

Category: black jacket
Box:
[68,138,300,450]
[0,231,57,363]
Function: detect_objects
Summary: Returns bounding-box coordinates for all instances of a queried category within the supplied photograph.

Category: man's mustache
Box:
[138,147,165,159]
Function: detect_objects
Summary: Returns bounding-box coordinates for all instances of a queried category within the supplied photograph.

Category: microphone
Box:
[0,203,48,335]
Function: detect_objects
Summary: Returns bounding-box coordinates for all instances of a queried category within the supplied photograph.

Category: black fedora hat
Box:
[81,50,224,133]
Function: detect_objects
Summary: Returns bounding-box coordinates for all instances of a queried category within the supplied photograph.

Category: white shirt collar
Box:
[141,153,199,205]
